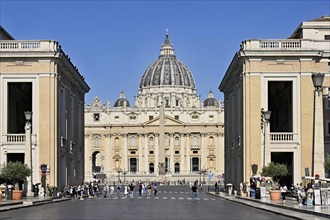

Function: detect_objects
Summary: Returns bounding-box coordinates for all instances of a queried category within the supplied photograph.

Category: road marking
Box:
[171,197,175,199]
[179,198,184,200]
[154,197,159,199]
[163,197,167,199]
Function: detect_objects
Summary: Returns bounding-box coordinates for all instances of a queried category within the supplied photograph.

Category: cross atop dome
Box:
[160,29,175,57]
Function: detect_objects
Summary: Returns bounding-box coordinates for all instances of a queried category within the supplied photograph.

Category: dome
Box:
[139,32,196,90]
[203,90,218,107]
[114,92,130,108]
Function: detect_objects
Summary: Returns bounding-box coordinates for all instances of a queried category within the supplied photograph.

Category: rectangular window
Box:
[149,150,154,154]
[192,115,199,120]
[93,113,100,122]
[130,115,136,120]
[115,116,119,121]
[149,116,153,120]
[175,115,179,120]
[268,81,293,132]
[175,150,179,154]
[209,115,214,121]
[325,35,330,40]
[326,121,330,137]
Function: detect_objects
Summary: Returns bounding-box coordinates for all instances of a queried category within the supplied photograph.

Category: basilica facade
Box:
[85,33,224,184]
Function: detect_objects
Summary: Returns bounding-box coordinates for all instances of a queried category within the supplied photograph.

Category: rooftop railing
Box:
[0,40,59,52]
[240,39,329,51]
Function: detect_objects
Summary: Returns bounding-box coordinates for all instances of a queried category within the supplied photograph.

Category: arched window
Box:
[149,163,154,173]
[94,136,100,148]
[115,137,120,147]
[209,136,214,146]
[130,136,136,147]
[149,137,154,147]
[174,136,180,146]
[92,151,101,173]
[165,136,170,146]
[175,163,180,173]
[192,135,198,146]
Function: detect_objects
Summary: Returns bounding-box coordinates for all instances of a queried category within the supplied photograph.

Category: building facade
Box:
[0,26,90,191]
[219,17,330,189]
[85,33,224,184]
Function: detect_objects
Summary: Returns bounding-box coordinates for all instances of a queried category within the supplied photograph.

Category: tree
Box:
[324,154,330,177]
[0,161,32,189]
[261,162,289,190]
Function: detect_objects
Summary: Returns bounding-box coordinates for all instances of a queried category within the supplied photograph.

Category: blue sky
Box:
[1,0,329,106]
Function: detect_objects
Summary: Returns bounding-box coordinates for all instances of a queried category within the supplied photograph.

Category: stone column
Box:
[314,90,325,177]
[170,134,174,173]
[123,134,128,171]
[24,123,33,196]
[155,134,159,174]
[201,133,206,169]
[186,134,190,173]
[104,134,111,177]
[180,134,184,174]
[144,134,148,173]
[158,106,166,175]
[138,134,143,173]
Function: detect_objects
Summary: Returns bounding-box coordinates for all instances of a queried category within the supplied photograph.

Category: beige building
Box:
[219,16,330,189]
[85,33,224,184]
[0,26,90,191]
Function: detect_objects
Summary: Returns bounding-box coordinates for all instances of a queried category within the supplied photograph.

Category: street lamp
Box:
[261,108,271,167]
[24,111,33,196]
[311,73,325,177]
[117,169,122,184]
[123,169,127,183]
[198,169,207,185]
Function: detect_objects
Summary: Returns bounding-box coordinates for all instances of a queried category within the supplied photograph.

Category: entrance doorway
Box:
[271,152,293,187]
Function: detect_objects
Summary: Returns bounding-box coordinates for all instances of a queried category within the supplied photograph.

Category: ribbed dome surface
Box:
[139,32,196,90]
[114,92,130,108]
[203,90,219,107]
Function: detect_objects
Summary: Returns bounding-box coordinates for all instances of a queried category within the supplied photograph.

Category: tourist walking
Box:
[280,185,288,203]
[124,185,128,197]
[153,184,158,196]
[129,183,135,199]
[191,183,198,203]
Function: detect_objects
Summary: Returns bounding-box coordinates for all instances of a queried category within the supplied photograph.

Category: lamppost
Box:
[123,169,127,183]
[261,108,271,167]
[117,169,122,184]
[311,72,325,177]
[24,111,33,196]
[198,169,207,185]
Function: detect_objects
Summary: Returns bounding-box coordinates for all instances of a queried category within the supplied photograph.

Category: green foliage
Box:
[261,162,289,189]
[324,154,330,174]
[0,161,32,185]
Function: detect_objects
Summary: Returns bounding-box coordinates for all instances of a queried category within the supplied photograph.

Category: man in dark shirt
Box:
[191,184,198,203]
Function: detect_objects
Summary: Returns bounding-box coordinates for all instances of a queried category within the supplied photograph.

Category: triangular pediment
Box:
[143,115,185,126]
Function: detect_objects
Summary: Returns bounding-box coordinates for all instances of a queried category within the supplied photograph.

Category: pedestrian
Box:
[215,182,219,194]
[110,185,115,198]
[153,184,158,196]
[147,183,152,196]
[280,185,288,203]
[239,182,243,196]
[129,183,135,199]
[124,185,128,197]
[117,185,121,197]
[191,183,198,203]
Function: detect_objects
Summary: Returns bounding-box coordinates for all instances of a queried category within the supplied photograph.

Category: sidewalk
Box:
[0,196,71,212]
[209,191,330,220]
